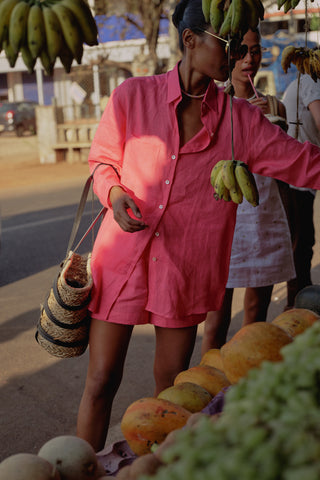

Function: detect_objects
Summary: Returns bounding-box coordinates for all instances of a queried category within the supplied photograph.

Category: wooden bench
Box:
[53,123,98,163]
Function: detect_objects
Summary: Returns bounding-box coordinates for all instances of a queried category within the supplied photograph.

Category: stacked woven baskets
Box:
[36,252,92,358]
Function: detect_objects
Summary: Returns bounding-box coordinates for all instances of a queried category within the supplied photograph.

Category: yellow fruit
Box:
[174,365,231,397]
[158,381,212,413]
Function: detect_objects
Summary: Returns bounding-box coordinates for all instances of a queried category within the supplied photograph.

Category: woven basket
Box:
[36,251,93,358]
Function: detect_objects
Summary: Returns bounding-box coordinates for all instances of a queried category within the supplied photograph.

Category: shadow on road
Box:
[0,200,102,287]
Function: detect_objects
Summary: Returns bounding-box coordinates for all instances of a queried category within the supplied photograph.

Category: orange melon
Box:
[272,308,319,337]
[200,348,224,371]
[174,365,231,397]
[120,397,191,456]
[220,322,293,384]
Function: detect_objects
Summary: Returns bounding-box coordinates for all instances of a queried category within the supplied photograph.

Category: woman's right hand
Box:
[109,186,148,232]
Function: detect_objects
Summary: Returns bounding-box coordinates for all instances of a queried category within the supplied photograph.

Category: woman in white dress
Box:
[201,29,295,354]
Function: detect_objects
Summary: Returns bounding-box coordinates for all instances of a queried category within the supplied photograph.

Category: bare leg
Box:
[242,285,273,326]
[153,325,198,396]
[201,288,234,355]
[77,319,133,452]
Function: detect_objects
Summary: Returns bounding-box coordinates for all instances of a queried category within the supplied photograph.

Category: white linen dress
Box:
[226,95,296,288]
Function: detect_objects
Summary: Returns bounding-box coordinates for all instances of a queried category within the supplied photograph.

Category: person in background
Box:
[282,73,320,309]
[201,28,295,354]
[76,0,320,452]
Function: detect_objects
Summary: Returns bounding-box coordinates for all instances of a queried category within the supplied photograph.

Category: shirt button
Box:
[171,154,176,160]
[165,179,170,185]
[210,132,214,137]
[152,257,157,262]
[159,204,164,209]
[155,232,160,237]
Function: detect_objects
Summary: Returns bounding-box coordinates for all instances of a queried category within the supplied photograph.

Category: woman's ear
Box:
[182,28,197,50]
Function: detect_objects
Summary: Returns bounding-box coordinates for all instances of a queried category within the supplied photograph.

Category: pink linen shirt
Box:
[88,63,320,322]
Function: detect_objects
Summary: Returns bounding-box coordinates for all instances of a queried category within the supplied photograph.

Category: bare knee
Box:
[84,366,123,402]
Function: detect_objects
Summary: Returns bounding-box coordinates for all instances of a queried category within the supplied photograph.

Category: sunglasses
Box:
[196,29,249,60]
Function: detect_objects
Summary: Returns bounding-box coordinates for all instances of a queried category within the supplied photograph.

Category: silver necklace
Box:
[181,89,206,99]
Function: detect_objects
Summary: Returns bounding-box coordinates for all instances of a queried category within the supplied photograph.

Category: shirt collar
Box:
[167,63,219,111]
[167,63,182,103]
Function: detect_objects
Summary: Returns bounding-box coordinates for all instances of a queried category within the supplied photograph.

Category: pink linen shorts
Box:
[97,253,206,328]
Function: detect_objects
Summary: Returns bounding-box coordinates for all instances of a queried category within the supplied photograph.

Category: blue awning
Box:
[96,14,169,43]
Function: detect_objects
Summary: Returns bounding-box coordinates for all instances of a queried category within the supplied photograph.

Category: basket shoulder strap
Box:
[66,174,94,256]
[65,163,121,256]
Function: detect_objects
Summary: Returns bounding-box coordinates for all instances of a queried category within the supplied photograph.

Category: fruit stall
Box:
[1,300,320,479]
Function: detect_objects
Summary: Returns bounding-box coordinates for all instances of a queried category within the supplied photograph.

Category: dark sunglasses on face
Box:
[196,28,249,60]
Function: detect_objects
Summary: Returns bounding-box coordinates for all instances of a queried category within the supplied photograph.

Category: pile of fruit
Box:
[1,304,319,479]
[117,307,320,479]
[0,0,98,74]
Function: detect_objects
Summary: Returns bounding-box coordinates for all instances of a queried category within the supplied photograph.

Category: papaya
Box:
[294,285,320,316]
[220,322,293,384]
[174,365,231,397]
[200,348,224,371]
[272,308,319,337]
[120,397,191,456]
[157,382,212,413]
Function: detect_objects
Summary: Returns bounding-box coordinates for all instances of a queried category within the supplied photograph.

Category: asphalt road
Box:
[0,135,319,463]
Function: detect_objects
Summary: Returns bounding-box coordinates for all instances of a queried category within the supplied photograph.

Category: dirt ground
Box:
[0,134,90,193]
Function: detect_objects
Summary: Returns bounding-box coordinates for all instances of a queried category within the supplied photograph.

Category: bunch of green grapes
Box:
[140,322,320,480]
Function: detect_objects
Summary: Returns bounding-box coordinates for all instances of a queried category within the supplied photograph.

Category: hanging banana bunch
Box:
[281,46,320,82]
[0,0,99,75]
[202,0,264,39]
[277,0,314,14]
[211,159,259,207]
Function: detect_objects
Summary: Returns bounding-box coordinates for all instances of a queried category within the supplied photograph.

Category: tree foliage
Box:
[93,0,180,74]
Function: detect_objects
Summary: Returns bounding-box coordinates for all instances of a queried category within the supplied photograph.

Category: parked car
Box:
[0,101,37,136]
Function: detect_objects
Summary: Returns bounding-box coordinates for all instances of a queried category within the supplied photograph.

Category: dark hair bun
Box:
[172,0,189,28]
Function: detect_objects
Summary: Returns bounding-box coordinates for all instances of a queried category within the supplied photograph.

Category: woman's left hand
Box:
[249,97,269,115]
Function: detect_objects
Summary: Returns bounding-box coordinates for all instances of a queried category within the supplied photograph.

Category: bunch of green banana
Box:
[0,0,98,75]
[277,0,314,14]
[202,0,264,39]
[210,159,259,207]
[281,46,320,82]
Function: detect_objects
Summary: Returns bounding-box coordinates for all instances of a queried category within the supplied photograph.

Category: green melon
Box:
[294,285,320,316]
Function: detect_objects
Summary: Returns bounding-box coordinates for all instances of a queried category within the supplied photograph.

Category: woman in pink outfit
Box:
[77,0,320,451]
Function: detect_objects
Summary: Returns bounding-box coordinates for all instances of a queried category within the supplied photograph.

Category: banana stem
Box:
[230,91,235,162]
[227,35,235,162]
